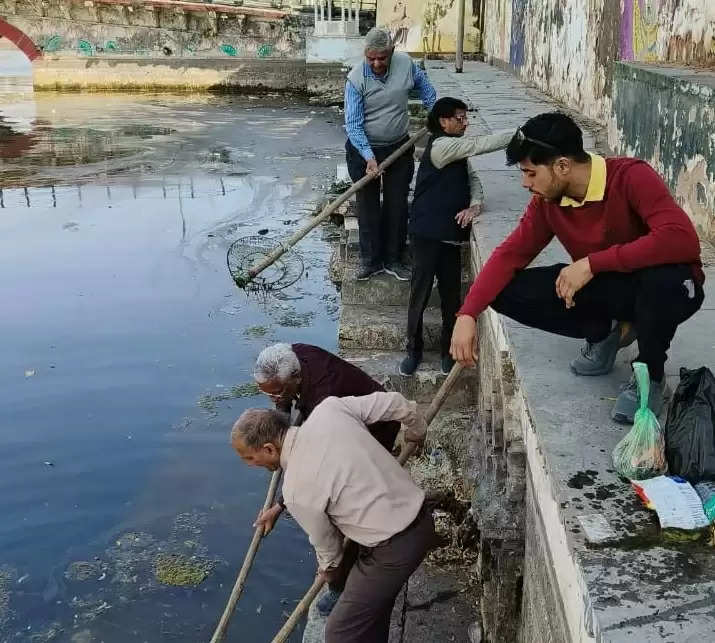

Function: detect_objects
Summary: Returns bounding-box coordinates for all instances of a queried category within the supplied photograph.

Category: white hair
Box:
[254,343,301,384]
[231,408,290,449]
[364,27,393,52]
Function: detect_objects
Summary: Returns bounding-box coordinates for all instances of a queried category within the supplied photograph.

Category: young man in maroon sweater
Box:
[450,112,704,423]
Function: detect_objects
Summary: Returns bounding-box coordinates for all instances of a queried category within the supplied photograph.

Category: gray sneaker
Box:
[570,326,621,376]
[570,322,637,376]
[611,376,668,424]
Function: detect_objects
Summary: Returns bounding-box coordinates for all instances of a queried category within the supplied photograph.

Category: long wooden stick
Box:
[210,469,282,643]
[244,128,429,284]
[271,362,465,642]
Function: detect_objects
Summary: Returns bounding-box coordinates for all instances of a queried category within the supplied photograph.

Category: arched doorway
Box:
[0,18,42,61]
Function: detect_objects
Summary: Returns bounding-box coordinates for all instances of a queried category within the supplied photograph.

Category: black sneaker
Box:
[399,352,422,376]
[356,264,383,281]
[384,262,411,281]
[441,355,455,375]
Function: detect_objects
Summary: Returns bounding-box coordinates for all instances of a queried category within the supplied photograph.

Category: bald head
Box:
[231,408,289,471]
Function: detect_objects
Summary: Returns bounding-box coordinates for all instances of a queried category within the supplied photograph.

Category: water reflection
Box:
[0,49,343,642]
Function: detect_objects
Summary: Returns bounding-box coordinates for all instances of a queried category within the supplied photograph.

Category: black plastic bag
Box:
[665,367,715,482]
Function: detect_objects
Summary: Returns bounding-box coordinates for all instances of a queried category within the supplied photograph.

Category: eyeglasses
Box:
[452,114,469,123]
[515,127,559,151]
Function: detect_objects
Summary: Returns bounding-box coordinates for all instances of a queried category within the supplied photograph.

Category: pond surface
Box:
[0,50,343,643]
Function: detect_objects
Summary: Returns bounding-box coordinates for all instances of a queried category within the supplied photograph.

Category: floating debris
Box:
[243,325,271,338]
[65,561,101,582]
[197,381,261,411]
[276,311,315,328]
[0,565,17,630]
[25,369,36,378]
[154,554,214,587]
[29,622,63,642]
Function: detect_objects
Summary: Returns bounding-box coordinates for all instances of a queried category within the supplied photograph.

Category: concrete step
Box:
[341,263,471,306]
[339,304,442,351]
[341,349,479,410]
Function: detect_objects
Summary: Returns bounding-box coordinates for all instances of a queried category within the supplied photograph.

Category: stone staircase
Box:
[301,98,481,643]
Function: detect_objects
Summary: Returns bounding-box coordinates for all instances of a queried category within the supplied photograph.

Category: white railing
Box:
[312,0,359,37]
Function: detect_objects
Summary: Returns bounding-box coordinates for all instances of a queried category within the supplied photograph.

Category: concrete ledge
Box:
[32,56,308,91]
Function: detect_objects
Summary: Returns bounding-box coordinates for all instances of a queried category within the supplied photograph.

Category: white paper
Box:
[633,476,710,530]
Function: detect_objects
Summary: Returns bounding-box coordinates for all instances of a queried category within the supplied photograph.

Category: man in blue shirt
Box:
[345,27,436,281]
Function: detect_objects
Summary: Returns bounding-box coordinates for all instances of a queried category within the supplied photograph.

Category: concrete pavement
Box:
[426,60,715,642]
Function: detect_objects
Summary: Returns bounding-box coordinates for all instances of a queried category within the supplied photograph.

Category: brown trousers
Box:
[325,504,435,643]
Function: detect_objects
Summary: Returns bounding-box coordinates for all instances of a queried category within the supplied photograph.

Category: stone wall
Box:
[0,0,357,93]
[481,0,714,122]
[465,229,526,643]
[608,62,715,244]
[0,0,303,60]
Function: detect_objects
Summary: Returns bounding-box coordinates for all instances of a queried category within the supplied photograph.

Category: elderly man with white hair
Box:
[252,342,401,614]
[345,27,436,282]
[231,393,433,642]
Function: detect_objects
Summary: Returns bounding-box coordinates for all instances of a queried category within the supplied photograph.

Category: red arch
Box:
[0,19,42,61]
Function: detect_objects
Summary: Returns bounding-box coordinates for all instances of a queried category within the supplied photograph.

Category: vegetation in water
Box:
[243,325,271,338]
[327,179,352,195]
[197,381,261,411]
[154,553,214,587]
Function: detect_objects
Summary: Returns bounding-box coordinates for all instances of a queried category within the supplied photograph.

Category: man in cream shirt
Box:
[231,391,434,642]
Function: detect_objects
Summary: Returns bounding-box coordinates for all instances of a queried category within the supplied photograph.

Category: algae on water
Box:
[154,553,214,587]
[197,381,261,411]
[243,325,271,338]
[0,565,15,630]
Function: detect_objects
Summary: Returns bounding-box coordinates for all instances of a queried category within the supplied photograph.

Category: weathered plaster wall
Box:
[379,0,480,54]
[0,0,304,61]
[609,62,715,244]
[482,0,715,122]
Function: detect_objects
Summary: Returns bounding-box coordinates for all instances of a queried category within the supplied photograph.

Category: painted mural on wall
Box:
[620,0,660,61]
[0,1,304,62]
[379,0,479,53]
[482,0,714,122]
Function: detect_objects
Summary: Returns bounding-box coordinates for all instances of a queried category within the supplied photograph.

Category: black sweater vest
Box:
[409,135,471,242]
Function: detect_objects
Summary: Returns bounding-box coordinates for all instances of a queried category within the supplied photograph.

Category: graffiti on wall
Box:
[380,0,479,53]
[620,0,660,61]
[509,0,525,67]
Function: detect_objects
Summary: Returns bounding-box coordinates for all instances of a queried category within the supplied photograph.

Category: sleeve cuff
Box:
[587,250,614,275]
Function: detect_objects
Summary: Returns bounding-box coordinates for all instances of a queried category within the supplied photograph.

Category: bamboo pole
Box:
[209,469,282,643]
[271,363,465,642]
[242,128,429,286]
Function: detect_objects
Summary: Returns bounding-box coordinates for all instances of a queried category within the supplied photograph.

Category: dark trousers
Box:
[345,138,415,268]
[492,263,704,381]
[325,504,435,643]
[406,236,462,357]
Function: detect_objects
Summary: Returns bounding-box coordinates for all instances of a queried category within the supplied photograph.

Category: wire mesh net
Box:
[226,235,304,292]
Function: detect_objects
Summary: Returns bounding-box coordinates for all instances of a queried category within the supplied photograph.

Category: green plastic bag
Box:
[612,362,667,480]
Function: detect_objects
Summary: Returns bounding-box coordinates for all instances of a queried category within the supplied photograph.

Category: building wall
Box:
[378,0,480,54]
[481,0,715,122]
[609,62,715,244]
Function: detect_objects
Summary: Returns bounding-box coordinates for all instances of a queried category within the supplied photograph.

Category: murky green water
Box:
[0,51,343,642]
